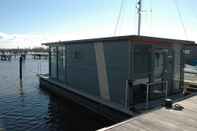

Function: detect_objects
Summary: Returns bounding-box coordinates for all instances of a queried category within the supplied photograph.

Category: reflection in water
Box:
[47,96,113,131]
[17,80,24,96]
[0,57,114,131]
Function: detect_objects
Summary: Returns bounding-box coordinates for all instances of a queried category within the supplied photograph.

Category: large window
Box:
[50,46,57,79]
[134,45,150,78]
[153,51,165,79]
[57,46,66,82]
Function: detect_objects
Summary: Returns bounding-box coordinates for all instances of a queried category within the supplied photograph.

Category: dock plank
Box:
[99,95,197,131]
[146,109,197,130]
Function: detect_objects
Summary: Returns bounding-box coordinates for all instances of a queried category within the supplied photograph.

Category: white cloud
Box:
[0,33,38,48]
[0,30,114,49]
[0,27,196,49]
[0,32,62,48]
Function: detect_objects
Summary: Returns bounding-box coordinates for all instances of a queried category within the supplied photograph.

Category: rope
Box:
[173,0,188,40]
[149,0,153,35]
[114,0,124,35]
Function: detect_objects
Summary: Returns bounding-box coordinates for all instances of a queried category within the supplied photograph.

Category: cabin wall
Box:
[133,44,150,80]
[103,40,129,105]
[131,43,151,104]
[172,43,183,93]
[50,46,57,79]
[67,43,100,97]
[49,40,130,107]
[57,46,66,82]
[130,42,184,105]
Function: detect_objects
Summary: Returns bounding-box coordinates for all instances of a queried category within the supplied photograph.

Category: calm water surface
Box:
[0,56,113,131]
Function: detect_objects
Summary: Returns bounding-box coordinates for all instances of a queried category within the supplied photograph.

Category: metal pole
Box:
[19,56,22,80]
[137,0,142,36]
[125,80,129,109]
[146,84,149,109]
[165,80,168,98]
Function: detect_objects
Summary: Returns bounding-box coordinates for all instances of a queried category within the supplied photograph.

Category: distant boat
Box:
[184,64,197,74]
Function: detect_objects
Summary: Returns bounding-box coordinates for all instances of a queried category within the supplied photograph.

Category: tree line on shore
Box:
[0,47,48,54]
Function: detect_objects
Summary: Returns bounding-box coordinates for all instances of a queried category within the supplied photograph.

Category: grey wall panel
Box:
[103,40,129,106]
[133,44,150,80]
[94,42,111,100]
[57,46,66,83]
[67,43,100,97]
[50,46,57,79]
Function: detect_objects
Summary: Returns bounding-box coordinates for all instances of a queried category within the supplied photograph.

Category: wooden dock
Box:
[98,94,197,131]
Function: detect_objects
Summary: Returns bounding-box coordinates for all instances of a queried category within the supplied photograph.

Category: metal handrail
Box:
[124,79,168,110]
[125,80,129,109]
[146,80,168,109]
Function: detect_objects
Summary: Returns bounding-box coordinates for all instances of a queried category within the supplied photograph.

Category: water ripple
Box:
[0,57,113,131]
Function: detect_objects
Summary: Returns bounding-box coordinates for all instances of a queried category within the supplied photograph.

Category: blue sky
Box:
[0,0,196,48]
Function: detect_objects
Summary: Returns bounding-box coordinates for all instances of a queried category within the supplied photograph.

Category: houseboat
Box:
[39,35,195,121]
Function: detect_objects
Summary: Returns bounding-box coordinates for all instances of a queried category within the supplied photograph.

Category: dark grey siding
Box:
[57,46,66,82]
[67,43,100,97]
[50,46,57,79]
[104,40,129,105]
[133,44,151,79]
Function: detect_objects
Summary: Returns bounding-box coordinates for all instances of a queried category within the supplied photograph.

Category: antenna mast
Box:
[137,0,142,36]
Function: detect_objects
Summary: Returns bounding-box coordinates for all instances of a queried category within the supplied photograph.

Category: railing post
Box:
[146,83,149,109]
[125,80,129,109]
[165,80,168,98]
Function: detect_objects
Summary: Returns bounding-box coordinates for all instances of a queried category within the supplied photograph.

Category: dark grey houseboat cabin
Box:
[40,35,194,120]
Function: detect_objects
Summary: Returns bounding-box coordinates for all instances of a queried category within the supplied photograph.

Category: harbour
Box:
[0,56,113,131]
[0,42,196,131]
[38,34,197,130]
[1,0,197,130]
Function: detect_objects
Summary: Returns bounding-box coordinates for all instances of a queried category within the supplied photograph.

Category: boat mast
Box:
[137,0,142,36]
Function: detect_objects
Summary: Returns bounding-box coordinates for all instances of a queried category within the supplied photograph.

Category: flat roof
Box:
[43,35,195,46]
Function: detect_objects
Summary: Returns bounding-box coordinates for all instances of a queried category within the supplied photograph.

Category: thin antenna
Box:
[137,0,142,36]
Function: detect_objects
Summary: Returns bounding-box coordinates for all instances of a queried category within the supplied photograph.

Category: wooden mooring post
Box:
[19,56,22,80]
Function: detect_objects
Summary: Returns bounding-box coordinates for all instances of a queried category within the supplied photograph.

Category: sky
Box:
[0,0,196,48]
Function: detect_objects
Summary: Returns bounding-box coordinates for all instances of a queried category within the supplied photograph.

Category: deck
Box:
[98,94,197,131]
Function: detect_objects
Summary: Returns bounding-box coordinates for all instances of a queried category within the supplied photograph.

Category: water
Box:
[0,56,113,131]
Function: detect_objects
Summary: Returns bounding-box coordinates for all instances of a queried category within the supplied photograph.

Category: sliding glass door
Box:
[50,46,57,79]
[57,46,66,83]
